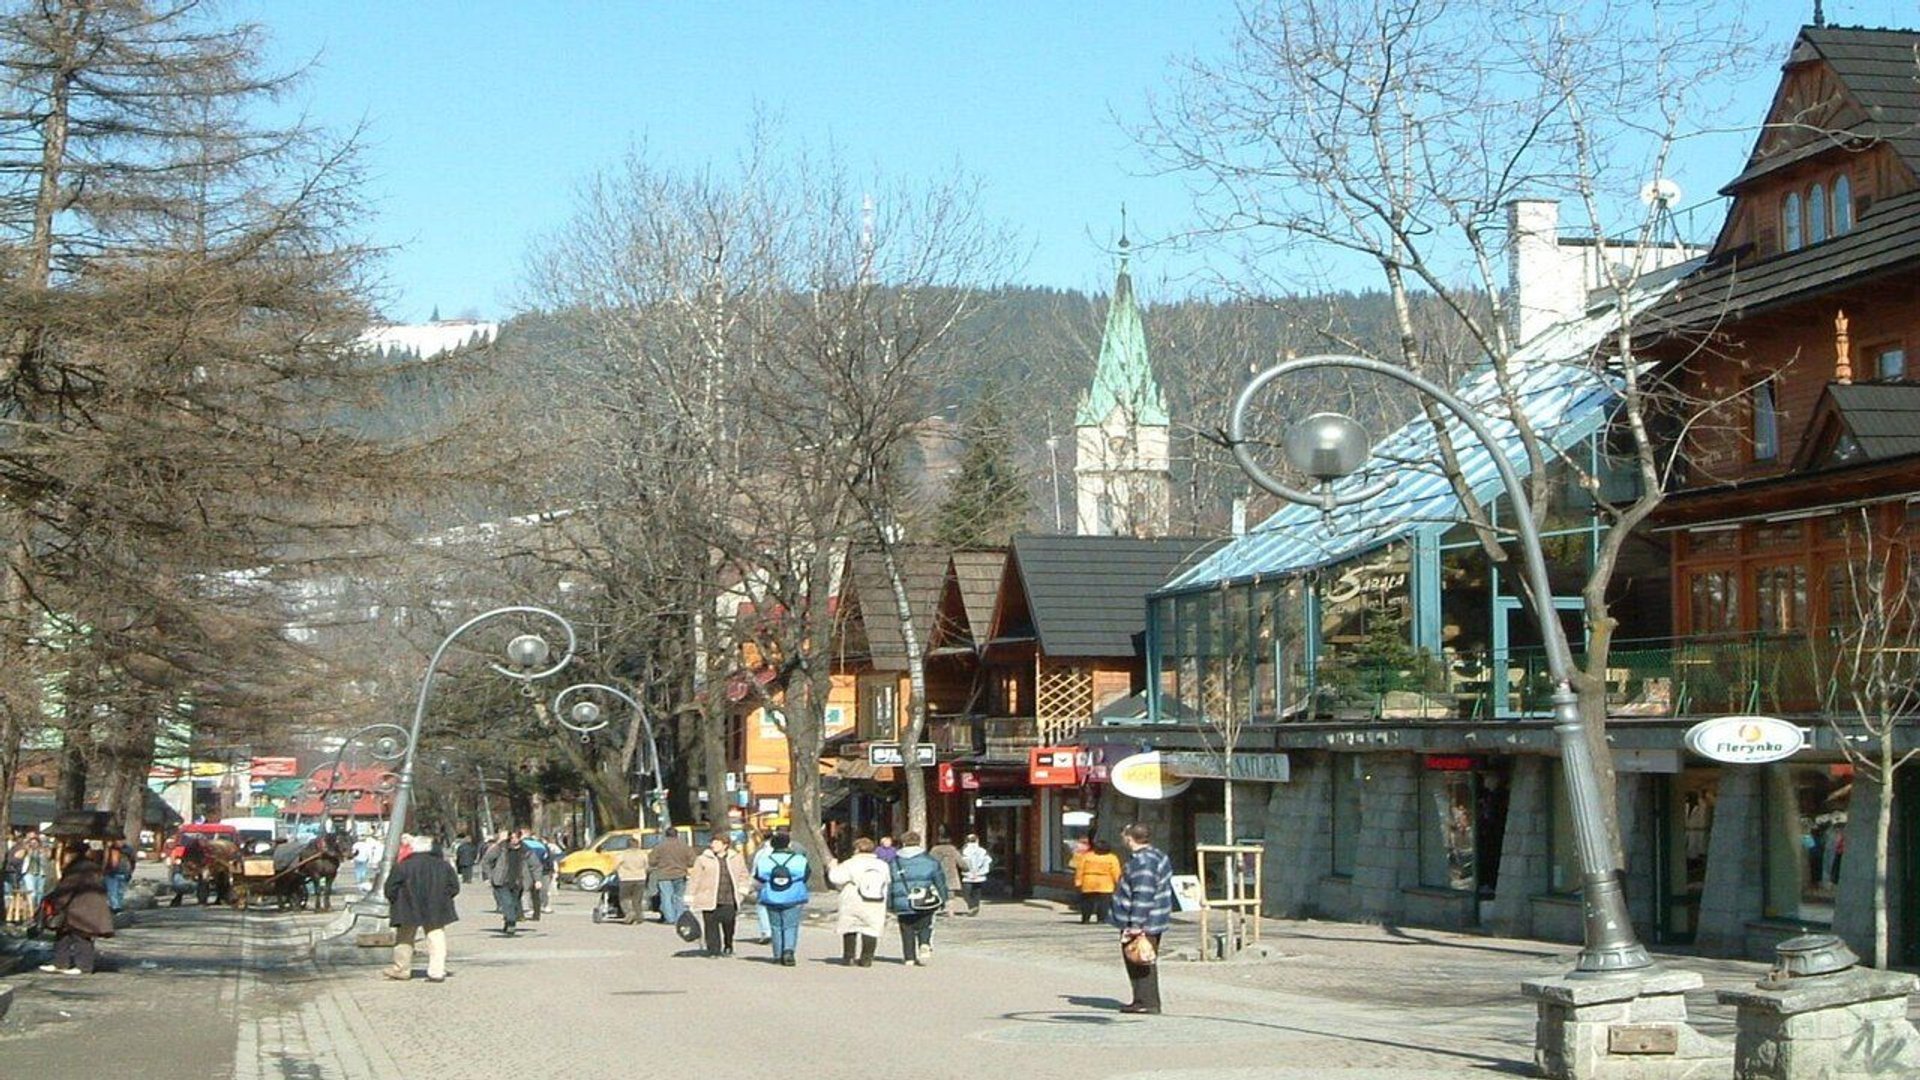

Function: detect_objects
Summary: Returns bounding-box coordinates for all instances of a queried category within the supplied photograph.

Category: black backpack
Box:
[767,852,797,891]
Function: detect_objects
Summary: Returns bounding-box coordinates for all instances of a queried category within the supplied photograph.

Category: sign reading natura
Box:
[1683,716,1807,765]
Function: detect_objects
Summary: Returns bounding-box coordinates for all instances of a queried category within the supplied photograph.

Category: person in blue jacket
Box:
[886,831,950,966]
[751,831,810,966]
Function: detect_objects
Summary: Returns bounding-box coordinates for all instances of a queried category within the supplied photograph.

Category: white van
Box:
[220,816,279,854]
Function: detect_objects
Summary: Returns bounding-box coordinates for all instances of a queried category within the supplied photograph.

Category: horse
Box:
[262,834,345,912]
[169,836,237,907]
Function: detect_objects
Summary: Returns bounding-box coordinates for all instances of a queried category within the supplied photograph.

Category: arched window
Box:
[1833,174,1853,234]
[1783,192,1804,251]
[1809,183,1829,243]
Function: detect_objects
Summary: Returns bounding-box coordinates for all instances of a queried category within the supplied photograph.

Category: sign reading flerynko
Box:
[867,742,936,768]
[1683,716,1807,765]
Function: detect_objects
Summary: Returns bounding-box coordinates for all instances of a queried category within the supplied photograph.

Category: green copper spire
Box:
[1076,229,1169,428]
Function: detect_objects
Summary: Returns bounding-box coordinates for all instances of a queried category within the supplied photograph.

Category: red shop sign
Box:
[1029,746,1083,786]
[1424,755,1477,772]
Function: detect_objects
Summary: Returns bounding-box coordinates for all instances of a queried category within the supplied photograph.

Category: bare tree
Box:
[1146,0,1749,861]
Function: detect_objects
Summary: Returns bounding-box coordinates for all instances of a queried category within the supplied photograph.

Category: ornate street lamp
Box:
[552,682,669,831]
[1229,354,1651,977]
[347,606,576,927]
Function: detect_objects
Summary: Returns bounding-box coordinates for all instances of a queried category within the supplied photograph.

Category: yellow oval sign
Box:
[1109,752,1194,801]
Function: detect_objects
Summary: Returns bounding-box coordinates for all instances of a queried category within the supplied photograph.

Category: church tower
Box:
[1075,230,1171,536]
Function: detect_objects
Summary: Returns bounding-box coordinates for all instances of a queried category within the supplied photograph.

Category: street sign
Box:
[867,742,936,767]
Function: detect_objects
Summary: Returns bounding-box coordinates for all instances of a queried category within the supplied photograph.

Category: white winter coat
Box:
[829,853,890,938]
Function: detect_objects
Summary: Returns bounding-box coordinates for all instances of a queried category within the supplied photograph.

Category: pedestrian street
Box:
[0,869,1848,1080]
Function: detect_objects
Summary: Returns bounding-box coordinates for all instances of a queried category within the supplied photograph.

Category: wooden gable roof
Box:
[987,535,1223,660]
[838,546,952,672]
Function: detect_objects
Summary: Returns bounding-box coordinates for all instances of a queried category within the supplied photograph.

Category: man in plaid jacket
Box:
[1109,822,1174,1014]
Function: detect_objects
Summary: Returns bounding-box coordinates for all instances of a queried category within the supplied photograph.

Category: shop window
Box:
[1755,564,1808,633]
[1751,382,1779,462]
[1043,788,1097,875]
[1418,768,1478,891]
[1763,763,1851,924]
[1662,768,1718,941]
[1833,173,1853,234]
[1809,182,1829,243]
[1782,192,1803,252]
[1877,345,1905,380]
[1330,756,1362,877]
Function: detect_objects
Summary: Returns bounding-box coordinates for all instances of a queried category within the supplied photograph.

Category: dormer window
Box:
[1809,182,1828,243]
[1782,192,1803,251]
[1779,171,1854,253]
[1833,174,1853,234]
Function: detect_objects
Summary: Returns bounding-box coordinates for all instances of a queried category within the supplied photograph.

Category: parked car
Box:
[557,825,704,892]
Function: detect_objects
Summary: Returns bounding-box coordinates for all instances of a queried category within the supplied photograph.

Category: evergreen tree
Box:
[936,398,1029,546]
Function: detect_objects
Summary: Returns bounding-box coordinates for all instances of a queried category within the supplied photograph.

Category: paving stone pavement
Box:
[10,876,1918,1079]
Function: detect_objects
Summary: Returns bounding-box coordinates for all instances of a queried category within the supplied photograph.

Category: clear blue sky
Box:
[235,1,1912,323]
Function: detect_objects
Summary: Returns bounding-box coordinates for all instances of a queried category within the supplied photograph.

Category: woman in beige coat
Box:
[684,835,753,957]
[827,838,890,967]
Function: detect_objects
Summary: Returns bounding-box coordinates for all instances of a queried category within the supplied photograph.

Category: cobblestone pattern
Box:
[1353,753,1417,921]
[1696,766,1766,958]
[1260,752,1331,918]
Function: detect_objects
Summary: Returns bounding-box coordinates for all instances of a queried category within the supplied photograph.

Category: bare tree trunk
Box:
[1875,736,1895,968]
[872,537,931,836]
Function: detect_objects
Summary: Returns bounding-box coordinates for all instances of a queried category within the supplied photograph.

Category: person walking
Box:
[959,833,992,916]
[750,830,775,944]
[21,834,49,920]
[927,830,964,917]
[875,836,899,865]
[453,834,478,884]
[102,839,135,914]
[685,834,752,958]
[1111,823,1175,1015]
[1074,838,1123,926]
[478,830,539,935]
[751,832,809,966]
[382,835,460,983]
[351,832,378,890]
[615,839,652,925]
[3,834,26,924]
[886,831,949,966]
[648,829,694,926]
[827,838,889,967]
[38,852,114,976]
[521,834,554,919]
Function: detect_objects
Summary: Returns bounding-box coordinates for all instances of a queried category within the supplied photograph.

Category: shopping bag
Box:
[674,908,702,942]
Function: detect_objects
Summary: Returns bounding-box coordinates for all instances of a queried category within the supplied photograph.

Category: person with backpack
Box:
[751,831,809,966]
[959,833,993,916]
[827,838,890,967]
[886,831,948,966]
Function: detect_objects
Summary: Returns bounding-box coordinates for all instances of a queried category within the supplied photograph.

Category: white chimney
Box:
[1230,498,1248,536]
[1507,199,1588,347]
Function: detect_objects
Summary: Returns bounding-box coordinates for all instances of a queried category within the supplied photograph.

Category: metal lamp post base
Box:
[1523,969,1731,1079]
[310,895,396,964]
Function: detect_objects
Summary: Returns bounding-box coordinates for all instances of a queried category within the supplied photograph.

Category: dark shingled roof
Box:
[845,546,951,671]
[1822,383,1920,462]
[1645,189,1920,331]
[1007,535,1224,659]
[1725,27,1920,192]
[950,550,1008,643]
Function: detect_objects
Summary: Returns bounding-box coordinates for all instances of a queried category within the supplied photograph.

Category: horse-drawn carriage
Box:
[168,824,343,910]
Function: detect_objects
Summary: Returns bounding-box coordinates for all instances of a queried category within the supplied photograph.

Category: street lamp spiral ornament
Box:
[553,682,668,829]
[1229,354,1651,978]
[360,606,578,909]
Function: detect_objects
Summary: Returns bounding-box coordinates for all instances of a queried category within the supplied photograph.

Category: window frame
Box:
[1782,191,1804,252]
[1832,172,1853,234]
[1751,380,1780,462]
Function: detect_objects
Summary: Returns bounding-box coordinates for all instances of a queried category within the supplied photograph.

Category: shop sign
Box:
[1161,751,1291,784]
[1424,755,1477,772]
[1029,746,1083,786]
[249,757,299,780]
[1109,752,1194,800]
[867,742,936,768]
[1684,716,1807,765]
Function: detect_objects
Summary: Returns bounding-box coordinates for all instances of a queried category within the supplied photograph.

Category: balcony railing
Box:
[1299,635,1861,721]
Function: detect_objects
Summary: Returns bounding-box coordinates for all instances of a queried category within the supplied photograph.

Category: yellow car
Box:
[557,826,702,892]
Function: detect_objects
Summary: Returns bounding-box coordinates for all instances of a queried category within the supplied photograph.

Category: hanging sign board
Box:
[1109,751,1194,801]
[1028,746,1083,786]
[867,742,936,768]
[1684,716,1808,765]
[1161,751,1291,784]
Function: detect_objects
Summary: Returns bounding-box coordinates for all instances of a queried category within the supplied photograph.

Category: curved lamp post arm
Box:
[1230,354,1648,976]
[554,681,668,829]
[370,606,577,898]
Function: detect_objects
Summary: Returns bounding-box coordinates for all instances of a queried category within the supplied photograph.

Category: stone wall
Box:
[1696,766,1767,957]
[1354,753,1419,922]
[1488,755,1551,938]
[1831,772,1908,967]
[1260,752,1332,918]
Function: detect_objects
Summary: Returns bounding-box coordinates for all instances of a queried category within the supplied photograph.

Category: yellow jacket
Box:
[1074,851,1123,894]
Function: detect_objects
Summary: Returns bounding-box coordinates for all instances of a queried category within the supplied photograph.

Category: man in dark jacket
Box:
[384,835,460,982]
[453,835,478,883]
[1111,823,1175,1015]
[886,831,949,966]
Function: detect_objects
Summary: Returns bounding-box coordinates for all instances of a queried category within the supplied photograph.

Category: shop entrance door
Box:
[972,800,1029,899]
[1652,767,1717,945]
